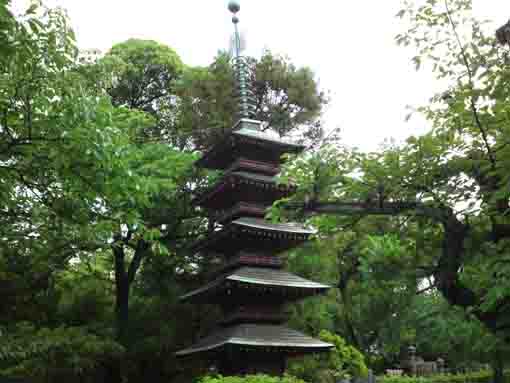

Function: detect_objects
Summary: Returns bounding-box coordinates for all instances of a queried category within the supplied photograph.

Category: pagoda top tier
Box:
[196,119,305,170]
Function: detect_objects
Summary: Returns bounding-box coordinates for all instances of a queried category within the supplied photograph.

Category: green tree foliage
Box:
[175,51,327,150]
[0,2,196,381]
[94,39,185,143]
[288,330,368,383]
[402,292,506,370]
[276,0,510,349]
[283,218,423,370]
[105,39,183,111]
[379,371,510,383]
[199,374,307,383]
[0,324,123,382]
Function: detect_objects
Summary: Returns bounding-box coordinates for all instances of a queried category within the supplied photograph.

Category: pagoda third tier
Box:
[180,265,329,304]
[194,171,296,211]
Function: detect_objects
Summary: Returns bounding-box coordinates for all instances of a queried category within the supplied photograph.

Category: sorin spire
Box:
[228,1,257,122]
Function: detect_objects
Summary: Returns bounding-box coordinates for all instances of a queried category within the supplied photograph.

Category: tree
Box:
[175,50,327,150]
[1,2,330,381]
[402,291,507,373]
[0,3,197,382]
[283,214,430,371]
[273,0,510,365]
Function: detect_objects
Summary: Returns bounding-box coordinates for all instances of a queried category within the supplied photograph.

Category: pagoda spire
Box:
[228,1,257,123]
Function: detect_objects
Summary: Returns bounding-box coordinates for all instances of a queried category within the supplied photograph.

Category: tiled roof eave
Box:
[232,128,305,152]
[175,324,334,356]
[190,218,315,253]
[179,267,330,303]
[227,267,330,289]
[193,172,296,207]
[233,217,316,235]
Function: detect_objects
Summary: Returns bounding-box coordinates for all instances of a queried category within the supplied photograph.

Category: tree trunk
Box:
[116,276,130,342]
[113,244,131,343]
[338,281,362,350]
[110,244,130,383]
[492,348,504,383]
[104,277,129,383]
[109,240,148,383]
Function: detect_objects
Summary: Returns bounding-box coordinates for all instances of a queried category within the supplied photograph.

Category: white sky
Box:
[12,1,510,151]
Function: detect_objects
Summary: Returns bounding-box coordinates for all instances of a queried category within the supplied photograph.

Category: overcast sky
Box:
[12,1,510,151]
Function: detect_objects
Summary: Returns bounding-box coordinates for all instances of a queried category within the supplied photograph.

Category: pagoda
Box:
[176,1,333,375]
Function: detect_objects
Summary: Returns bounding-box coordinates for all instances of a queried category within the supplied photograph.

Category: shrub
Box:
[287,330,368,383]
[378,370,510,383]
[198,374,307,383]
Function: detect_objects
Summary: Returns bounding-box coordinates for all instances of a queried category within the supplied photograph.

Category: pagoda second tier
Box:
[192,217,314,257]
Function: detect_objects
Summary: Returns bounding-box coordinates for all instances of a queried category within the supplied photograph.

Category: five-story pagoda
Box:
[176,1,333,375]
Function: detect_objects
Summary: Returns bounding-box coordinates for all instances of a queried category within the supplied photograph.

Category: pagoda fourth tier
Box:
[176,119,332,376]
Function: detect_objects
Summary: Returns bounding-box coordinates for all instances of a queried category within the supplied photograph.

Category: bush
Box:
[198,374,307,383]
[379,370,510,383]
[287,330,368,383]
[0,324,123,382]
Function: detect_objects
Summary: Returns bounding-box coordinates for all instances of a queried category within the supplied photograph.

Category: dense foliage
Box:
[1,0,509,382]
[271,0,510,378]
[288,330,368,383]
[0,1,329,382]
[199,374,307,383]
[379,371,510,383]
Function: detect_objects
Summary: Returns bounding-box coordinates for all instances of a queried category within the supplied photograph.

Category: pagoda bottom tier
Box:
[176,324,332,375]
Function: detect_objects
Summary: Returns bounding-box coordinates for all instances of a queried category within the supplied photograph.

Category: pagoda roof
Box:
[175,323,333,356]
[180,266,330,303]
[234,127,304,148]
[193,217,315,256]
[196,119,305,170]
[194,171,295,209]
[235,217,315,234]
[215,202,267,224]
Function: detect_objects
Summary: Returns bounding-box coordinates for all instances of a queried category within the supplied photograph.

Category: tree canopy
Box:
[1,0,509,382]
[271,0,510,374]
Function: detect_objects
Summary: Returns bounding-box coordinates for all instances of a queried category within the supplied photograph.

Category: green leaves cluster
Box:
[175,50,327,150]
[287,330,368,382]
[277,0,510,350]
[199,375,307,383]
[0,1,331,381]
[0,324,123,381]
[379,370,510,383]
